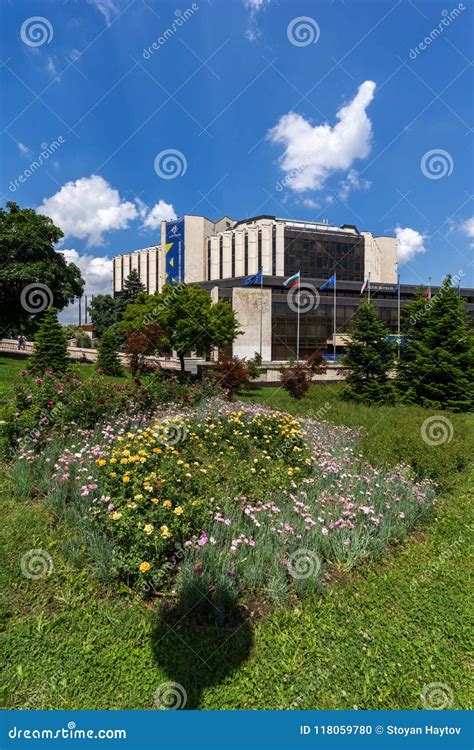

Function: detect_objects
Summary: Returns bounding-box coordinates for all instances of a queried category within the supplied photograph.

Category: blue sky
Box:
[1,0,473,319]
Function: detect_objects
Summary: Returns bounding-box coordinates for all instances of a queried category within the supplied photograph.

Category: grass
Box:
[0,356,472,710]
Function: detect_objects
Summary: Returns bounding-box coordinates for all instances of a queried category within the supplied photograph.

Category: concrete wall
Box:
[362,232,397,283]
[232,287,272,361]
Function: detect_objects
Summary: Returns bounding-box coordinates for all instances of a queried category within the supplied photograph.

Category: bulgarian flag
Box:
[283,271,300,289]
[423,286,431,303]
[360,278,369,295]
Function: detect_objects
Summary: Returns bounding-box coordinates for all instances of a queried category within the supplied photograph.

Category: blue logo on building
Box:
[165,219,185,286]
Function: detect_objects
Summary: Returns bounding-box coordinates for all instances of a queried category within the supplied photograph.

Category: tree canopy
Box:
[0,202,84,337]
[121,283,241,370]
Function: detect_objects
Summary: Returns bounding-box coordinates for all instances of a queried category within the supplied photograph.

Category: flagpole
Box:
[259,267,263,361]
[368,272,371,303]
[333,272,337,360]
[428,276,432,300]
[397,271,401,361]
[296,272,300,362]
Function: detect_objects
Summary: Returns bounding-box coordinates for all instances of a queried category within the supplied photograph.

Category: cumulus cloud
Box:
[303,198,321,209]
[88,0,118,26]
[142,200,177,229]
[18,142,31,157]
[460,216,474,240]
[268,80,376,192]
[338,168,371,201]
[395,226,427,264]
[243,0,270,41]
[61,248,113,295]
[39,175,139,246]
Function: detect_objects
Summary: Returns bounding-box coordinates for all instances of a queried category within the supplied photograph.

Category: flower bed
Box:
[12,399,436,611]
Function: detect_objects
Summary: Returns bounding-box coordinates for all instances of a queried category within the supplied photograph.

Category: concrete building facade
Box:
[113,214,473,362]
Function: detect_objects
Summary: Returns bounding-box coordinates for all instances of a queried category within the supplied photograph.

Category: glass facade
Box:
[284,229,364,282]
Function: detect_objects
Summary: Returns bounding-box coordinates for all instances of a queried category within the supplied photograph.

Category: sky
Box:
[1,0,473,323]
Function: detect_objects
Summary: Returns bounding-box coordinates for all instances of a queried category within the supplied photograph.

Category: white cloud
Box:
[39,175,138,246]
[47,56,59,78]
[460,216,474,239]
[268,80,376,192]
[88,0,118,26]
[395,226,427,264]
[303,198,321,209]
[61,248,113,296]
[338,168,371,201]
[18,142,31,157]
[142,200,177,229]
[243,0,270,41]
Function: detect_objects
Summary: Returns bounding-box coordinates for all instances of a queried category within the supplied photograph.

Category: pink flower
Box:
[321,527,329,536]
[35,378,42,386]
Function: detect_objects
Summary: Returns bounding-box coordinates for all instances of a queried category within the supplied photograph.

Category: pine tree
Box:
[96,327,124,377]
[396,276,474,412]
[29,307,69,374]
[341,301,395,404]
[122,270,146,301]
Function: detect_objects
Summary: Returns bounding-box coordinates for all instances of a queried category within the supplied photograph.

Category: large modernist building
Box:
[113,214,473,362]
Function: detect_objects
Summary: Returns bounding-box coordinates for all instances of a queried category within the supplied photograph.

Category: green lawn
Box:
[0,356,472,710]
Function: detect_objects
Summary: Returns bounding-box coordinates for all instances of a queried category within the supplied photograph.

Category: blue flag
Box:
[320,274,335,291]
[244,270,262,286]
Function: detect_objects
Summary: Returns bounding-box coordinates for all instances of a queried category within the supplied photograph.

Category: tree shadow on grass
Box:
[151,584,253,710]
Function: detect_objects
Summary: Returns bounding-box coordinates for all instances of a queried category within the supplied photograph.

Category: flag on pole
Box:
[320,274,335,291]
[423,286,431,303]
[283,271,300,288]
[360,278,369,295]
[244,270,262,286]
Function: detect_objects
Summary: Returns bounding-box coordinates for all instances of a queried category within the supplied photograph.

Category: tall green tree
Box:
[29,307,69,374]
[96,327,124,377]
[116,270,146,311]
[121,284,240,371]
[396,276,474,412]
[89,294,121,338]
[0,202,84,336]
[341,301,395,404]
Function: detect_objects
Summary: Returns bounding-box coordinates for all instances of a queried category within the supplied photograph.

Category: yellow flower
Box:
[96,458,106,466]
[163,500,172,508]
[122,475,130,483]
[134,494,143,501]
[111,511,122,520]
[151,497,160,504]
[174,506,183,516]
[160,525,171,539]
[139,561,151,573]
[109,471,117,478]
[127,502,137,509]
[144,524,154,535]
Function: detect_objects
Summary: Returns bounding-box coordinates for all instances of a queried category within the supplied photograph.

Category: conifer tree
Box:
[396,276,474,411]
[121,270,146,301]
[96,327,124,377]
[341,301,395,404]
[29,307,69,374]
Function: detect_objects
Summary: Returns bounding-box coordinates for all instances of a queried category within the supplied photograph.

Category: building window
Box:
[272,229,276,275]
[231,234,236,277]
[219,235,223,279]
[207,240,211,279]
[244,232,249,276]
[258,231,262,271]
